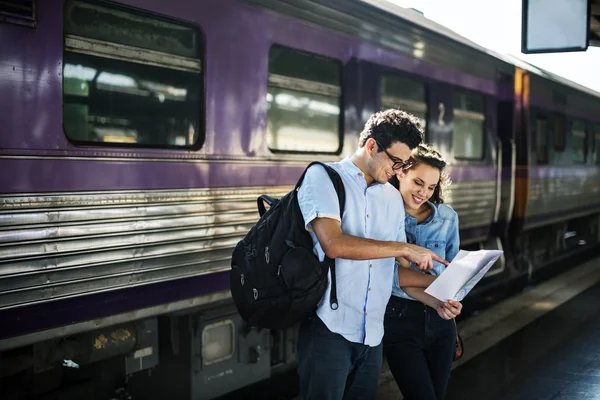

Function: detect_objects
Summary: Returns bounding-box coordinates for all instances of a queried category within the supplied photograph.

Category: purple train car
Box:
[0,0,599,398]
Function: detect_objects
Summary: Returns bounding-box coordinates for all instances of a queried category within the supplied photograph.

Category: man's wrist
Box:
[396,242,410,259]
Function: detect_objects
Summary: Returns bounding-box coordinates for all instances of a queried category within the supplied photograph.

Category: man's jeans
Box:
[297,314,383,400]
[383,296,456,400]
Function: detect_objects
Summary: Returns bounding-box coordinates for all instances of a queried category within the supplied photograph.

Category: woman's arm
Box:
[402,286,440,310]
[397,264,436,288]
[403,287,463,320]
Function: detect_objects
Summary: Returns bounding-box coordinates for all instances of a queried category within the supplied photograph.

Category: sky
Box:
[387,0,600,93]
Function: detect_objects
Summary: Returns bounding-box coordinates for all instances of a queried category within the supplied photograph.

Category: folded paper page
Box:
[425,250,504,301]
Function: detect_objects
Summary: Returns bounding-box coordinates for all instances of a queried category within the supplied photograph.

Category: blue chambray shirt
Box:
[392,201,460,300]
[297,158,406,347]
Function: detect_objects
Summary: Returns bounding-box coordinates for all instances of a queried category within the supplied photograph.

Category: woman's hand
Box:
[436,300,462,320]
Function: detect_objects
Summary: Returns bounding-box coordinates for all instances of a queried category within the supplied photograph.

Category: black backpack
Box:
[230,162,345,330]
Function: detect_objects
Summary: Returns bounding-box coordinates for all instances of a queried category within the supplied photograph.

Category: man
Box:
[296,109,448,400]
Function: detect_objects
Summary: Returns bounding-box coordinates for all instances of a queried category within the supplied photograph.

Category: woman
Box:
[384,144,463,400]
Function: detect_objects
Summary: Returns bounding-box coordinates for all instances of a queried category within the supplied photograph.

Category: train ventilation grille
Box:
[0,0,36,28]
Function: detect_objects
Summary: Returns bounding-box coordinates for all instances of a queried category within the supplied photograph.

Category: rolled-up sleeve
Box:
[395,205,406,243]
[297,165,341,232]
[446,212,460,262]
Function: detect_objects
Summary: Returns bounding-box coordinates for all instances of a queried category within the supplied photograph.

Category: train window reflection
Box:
[380,75,427,132]
[572,119,586,164]
[266,46,342,154]
[452,92,485,160]
[535,117,549,164]
[553,113,566,152]
[268,46,340,86]
[64,0,200,58]
[63,0,202,149]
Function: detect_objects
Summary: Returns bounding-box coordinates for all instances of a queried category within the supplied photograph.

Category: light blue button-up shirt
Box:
[392,201,460,300]
[297,158,406,347]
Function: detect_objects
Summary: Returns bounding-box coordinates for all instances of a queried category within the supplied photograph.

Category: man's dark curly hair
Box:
[358,109,424,151]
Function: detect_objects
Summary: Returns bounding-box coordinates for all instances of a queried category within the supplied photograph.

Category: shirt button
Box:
[367,214,370,218]
[368,288,372,291]
[365,312,368,316]
[369,264,373,268]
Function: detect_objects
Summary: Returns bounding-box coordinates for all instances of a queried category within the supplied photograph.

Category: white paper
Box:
[424,250,504,301]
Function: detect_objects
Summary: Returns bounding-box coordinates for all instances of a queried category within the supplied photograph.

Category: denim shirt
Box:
[297,158,406,347]
[391,201,460,300]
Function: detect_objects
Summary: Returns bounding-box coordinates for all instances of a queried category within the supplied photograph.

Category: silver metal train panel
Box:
[0,178,495,310]
[0,187,289,310]
[447,180,497,241]
[525,170,600,229]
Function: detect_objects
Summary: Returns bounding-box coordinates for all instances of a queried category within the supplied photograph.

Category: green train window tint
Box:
[571,119,586,164]
[266,45,342,153]
[535,117,549,165]
[553,113,566,152]
[380,75,427,132]
[63,0,203,149]
[452,91,485,160]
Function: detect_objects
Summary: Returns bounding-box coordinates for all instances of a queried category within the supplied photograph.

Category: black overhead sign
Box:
[522,0,600,53]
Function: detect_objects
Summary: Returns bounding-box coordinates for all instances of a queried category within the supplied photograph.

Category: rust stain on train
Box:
[111,329,132,342]
[94,334,108,349]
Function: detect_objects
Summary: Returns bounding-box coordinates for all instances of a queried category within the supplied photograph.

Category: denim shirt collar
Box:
[405,201,442,225]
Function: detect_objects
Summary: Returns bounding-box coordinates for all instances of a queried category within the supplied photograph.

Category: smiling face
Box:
[397,162,441,213]
[365,139,412,185]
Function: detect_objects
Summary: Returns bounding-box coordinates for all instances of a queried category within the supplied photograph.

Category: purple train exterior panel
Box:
[0,0,509,344]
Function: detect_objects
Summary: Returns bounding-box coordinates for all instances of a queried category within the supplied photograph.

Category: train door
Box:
[508,68,533,273]
[495,71,517,239]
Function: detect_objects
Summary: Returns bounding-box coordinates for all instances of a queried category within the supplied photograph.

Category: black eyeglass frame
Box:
[373,139,414,170]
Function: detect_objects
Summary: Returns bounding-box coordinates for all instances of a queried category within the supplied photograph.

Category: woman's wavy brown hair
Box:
[389,143,451,204]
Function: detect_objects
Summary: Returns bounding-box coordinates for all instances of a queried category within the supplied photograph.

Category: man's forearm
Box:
[321,232,410,260]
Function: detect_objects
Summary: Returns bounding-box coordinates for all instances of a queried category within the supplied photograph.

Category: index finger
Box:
[432,253,449,266]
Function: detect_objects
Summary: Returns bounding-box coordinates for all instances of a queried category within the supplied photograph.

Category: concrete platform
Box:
[378,255,600,400]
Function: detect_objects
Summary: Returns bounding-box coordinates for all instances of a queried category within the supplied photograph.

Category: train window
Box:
[380,75,427,131]
[62,0,202,148]
[594,125,600,165]
[266,46,342,153]
[572,119,586,164]
[452,91,485,160]
[553,113,566,152]
[535,117,549,164]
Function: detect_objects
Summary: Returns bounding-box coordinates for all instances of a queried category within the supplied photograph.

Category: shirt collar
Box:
[406,201,441,224]
[428,201,441,222]
[339,157,384,186]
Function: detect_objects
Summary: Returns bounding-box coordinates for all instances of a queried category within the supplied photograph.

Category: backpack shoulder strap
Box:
[296,161,345,311]
[295,161,345,217]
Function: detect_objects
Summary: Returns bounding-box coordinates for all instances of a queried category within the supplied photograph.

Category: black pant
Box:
[297,314,383,400]
[383,296,456,400]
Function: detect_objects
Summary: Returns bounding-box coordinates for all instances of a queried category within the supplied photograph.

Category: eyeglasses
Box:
[374,139,414,170]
